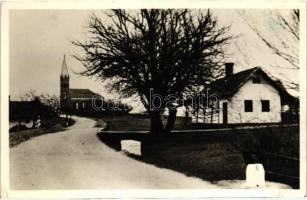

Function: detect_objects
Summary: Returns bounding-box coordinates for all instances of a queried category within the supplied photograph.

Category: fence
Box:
[262,152,299,188]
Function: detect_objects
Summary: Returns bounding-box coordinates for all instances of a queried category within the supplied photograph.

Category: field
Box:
[97,114,299,188]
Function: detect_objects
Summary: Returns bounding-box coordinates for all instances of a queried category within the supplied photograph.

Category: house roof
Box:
[69,88,98,99]
[208,67,296,102]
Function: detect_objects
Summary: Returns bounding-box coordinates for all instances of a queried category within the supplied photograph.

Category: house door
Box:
[222,102,228,124]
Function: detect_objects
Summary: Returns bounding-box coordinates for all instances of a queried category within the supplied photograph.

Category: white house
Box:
[205,63,298,124]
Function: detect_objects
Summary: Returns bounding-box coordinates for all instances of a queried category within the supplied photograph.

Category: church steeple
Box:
[61,55,69,78]
[60,55,70,111]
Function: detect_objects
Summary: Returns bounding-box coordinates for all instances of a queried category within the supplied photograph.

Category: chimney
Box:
[225,62,234,78]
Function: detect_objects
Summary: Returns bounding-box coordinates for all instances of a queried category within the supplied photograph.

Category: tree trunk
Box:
[165,109,177,134]
[149,111,164,137]
[210,104,214,124]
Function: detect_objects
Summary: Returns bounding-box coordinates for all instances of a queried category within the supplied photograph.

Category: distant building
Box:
[60,55,102,115]
[9,97,58,129]
[205,63,298,124]
[9,98,41,123]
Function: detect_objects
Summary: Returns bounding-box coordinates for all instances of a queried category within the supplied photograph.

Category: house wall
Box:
[217,78,281,123]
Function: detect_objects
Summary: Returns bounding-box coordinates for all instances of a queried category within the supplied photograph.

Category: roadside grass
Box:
[10,117,76,147]
[97,116,299,187]
[91,118,108,129]
[141,139,246,181]
[98,131,247,182]
[59,117,76,127]
[10,128,47,147]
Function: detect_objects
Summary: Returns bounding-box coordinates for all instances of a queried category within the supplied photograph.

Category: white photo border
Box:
[1,0,306,198]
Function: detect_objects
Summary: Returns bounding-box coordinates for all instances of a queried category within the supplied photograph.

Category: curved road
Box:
[10,116,220,190]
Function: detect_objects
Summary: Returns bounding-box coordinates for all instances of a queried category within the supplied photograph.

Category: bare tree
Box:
[18,89,37,101]
[17,91,60,128]
[73,9,232,136]
[239,9,299,91]
[19,90,60,112]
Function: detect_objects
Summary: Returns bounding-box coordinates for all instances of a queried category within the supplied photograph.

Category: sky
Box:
[9,10,98,99]
[9,9,299,109]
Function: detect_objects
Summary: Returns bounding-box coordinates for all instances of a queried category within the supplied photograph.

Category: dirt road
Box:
[10,116,220,189]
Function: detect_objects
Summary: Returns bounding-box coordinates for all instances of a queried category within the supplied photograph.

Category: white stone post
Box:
[246,163,265,188]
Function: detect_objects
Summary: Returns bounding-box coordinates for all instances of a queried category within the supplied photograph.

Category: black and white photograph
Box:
[1,1,306,198]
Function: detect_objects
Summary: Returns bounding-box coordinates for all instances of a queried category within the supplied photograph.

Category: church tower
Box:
[60,55,70,111]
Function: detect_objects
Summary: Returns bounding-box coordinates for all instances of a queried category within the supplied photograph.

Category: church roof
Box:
[69,88,98,99]
[61,55,69,77]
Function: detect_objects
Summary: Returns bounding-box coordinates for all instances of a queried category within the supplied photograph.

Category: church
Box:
[60,55,102,115]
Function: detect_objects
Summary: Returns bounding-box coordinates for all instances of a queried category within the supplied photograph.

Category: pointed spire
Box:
[61,55,69,78]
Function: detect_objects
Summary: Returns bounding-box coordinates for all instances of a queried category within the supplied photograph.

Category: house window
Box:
[76,102,79,110]
[82,102,86,109]
[244,100,253,112]
[261,100,270,112]
[252,76,261,84]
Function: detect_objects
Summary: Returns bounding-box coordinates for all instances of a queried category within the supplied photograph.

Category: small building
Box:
[60,55,102,115]
[206,63,298,124]
[9,97,58,129]
[9,98,41,123]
